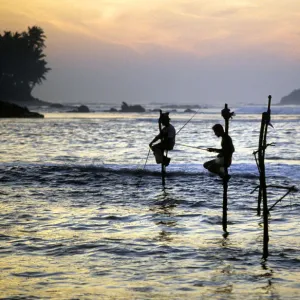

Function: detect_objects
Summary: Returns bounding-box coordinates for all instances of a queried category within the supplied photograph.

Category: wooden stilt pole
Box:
[256,95,272,259]
[253,95,298,259]
[257,116,265,216]
[162,162,166,186]
[159,110,166,187]
[221,104,234,233]
[222,172,228,232]
[262,96,271,259]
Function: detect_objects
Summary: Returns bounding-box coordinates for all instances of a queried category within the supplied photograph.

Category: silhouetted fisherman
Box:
[149,112,176,166]
[204,123,235,178]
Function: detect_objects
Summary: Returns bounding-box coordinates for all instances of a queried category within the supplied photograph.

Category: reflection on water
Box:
[151,188,179,243]
[259,262,279,298]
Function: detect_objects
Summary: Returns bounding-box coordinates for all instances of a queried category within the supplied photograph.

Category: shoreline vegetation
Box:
[0,26,50,118]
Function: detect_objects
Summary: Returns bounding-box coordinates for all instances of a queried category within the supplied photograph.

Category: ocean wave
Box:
[1,162,300,186]
[234,105,300,115]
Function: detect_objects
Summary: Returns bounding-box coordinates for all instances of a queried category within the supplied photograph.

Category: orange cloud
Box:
[0,0,300,58]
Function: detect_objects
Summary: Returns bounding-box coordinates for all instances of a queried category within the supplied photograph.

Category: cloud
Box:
[1,0,300,59]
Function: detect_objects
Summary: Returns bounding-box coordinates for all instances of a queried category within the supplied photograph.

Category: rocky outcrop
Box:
[280,89,300,105]
[69,105,90,112]
[50,103,65,108]
[77,105,90,112]
[0,101,44,118]
[184,108,196,113]
[120,102,145,112]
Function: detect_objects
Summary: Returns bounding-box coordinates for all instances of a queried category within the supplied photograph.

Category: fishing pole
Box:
[136,148,151,187]
[142,148,151,170]
[176,142,209,151]
[176,108,201,135]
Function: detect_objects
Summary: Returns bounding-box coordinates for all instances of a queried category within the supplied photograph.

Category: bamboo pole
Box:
[256,95,272,259]
[254,96,298,259]
[257,116,264,216]
[221,104,234,233]
[262,96,271,259]
[159,110,166,186]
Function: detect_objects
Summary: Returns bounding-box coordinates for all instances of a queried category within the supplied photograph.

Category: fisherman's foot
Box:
[221,174,231,181]
[163,157,171,166]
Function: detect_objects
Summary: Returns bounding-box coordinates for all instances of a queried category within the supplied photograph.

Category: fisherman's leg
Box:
[218,158,232,180]
[156,141,171,166]
[162,150,171,167]
[152,143,171,166]
[207,163,221,175]
[151,143,164,164]
[204,158,221,175]
[213,157,231,179]
[203,159,216,170]
[151,142,161,150]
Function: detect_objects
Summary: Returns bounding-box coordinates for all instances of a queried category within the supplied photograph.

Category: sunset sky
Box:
[1,0,300,105]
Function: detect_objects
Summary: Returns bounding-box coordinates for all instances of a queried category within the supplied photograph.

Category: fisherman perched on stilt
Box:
[204,123,235,178]
[149,112,176,166]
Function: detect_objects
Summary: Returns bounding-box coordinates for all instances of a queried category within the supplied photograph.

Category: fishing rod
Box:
[176,142,209,151]
[136,148,151,186]
[176,108,201,135]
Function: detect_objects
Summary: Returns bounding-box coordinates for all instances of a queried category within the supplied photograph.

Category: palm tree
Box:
[26,26,46,49]
[0,26,51,101]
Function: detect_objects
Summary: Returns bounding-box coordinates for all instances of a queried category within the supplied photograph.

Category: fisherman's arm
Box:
[207,148,222,153]
[149,131,165,148]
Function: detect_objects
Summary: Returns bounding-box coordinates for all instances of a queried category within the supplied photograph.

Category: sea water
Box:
[0,104,300,299]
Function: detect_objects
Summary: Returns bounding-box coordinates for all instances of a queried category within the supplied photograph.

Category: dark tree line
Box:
[0,26,51,102]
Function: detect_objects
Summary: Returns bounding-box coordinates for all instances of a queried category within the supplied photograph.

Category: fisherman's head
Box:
[212,123,224,137]
[160,112,170,126]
